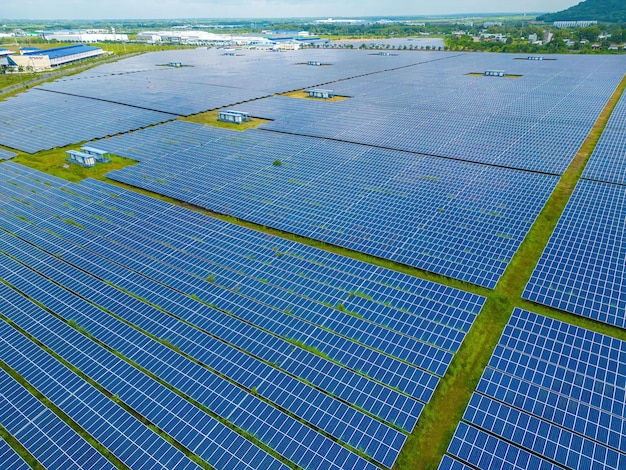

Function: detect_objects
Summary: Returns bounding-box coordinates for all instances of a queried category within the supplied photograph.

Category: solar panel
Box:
[582,88,626,185]
[0,273,290,470]
[0,437,31,470]
[0,282,201,470]
[442,308,626,469]
[523,179,626,328]
[0,367,116,470]
[0,89,176,153]
[0,148,16,160]
[443,422,561,470]
[91,121,558,289]
[0,162,486,469]
[241,54,625,174]
[37,48,455,115]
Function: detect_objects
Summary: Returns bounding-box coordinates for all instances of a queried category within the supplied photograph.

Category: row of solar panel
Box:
[0,189,412,467]
[0,45,433,152]
[523,179,626,329]
[0,90,176,153]
[441,308,626,469]
[582,85,626,185]
[0,169,464,375]
[0,280,292,470]
[0,148,16,160]
[95,120,559,289]
[38,49,457,115]
[0,312,202,470]
[0,162,484,469]
[0,165,458,396]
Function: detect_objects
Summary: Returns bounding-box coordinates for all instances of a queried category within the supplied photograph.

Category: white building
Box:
[41,30,128,42]
[137,30,265,46]
[553,21,598,28]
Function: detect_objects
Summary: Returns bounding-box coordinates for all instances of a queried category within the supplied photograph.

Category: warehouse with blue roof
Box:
[8,44,106,71]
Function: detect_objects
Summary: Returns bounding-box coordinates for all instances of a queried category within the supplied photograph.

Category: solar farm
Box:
[0,47,625,470]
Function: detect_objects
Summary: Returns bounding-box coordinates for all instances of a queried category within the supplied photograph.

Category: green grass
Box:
[11,145,139,182]
[180,110,271,131]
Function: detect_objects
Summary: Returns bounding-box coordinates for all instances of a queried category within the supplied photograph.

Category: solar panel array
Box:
[38,48,453,115]
[441,308,626,470]
[0,161,485,469]
[95,119,558,288]
[523,179,626,328]
[582,85,626,185]
[0,367,117,470]
[0,148,16,160]
[0,89,176,153]
[243,54,625,174]
[0,438,29,470]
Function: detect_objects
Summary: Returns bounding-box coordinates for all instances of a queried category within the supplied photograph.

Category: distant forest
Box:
[539,0,626,23]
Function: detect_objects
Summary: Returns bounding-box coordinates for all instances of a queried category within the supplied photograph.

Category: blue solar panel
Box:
[0,274,290,470]
[91,120,558,289]
[523,179,626,328]
[0,89,176,153]
[437,455,474,470]
[0,162,486,469]
[0,250,399,469]
[0,254,381,470]
[443,308,626,470]
[241,54,625,174]
[0,148,16,160]
[38,48,454,115]
[444,422,561,470]
[0,438,31,470]
[0,367,116,470]
[0,160,484,390]
[465,393,623,469]
[582,88,626,185]
[0,283,201,470]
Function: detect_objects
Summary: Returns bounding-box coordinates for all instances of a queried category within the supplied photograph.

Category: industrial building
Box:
[40,30,129,42]
[7,44,106,71]
[305,89,335,99]
[218,110,251,124]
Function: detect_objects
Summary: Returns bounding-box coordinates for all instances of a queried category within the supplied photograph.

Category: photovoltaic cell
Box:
[441,308,626,470]
[93,120,558,289]
[522,179,626,328]
[582,88,626,185]
[0,162,485,469]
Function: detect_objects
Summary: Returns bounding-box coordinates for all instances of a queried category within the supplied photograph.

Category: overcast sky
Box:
[3,0,579,20]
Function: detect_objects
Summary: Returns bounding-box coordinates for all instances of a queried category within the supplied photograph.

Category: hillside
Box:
[538,0,626,22]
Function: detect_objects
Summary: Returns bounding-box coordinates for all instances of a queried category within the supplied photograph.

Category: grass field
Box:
[281,90,350,102]
[181,110,271,131]
[11,145,138,183]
